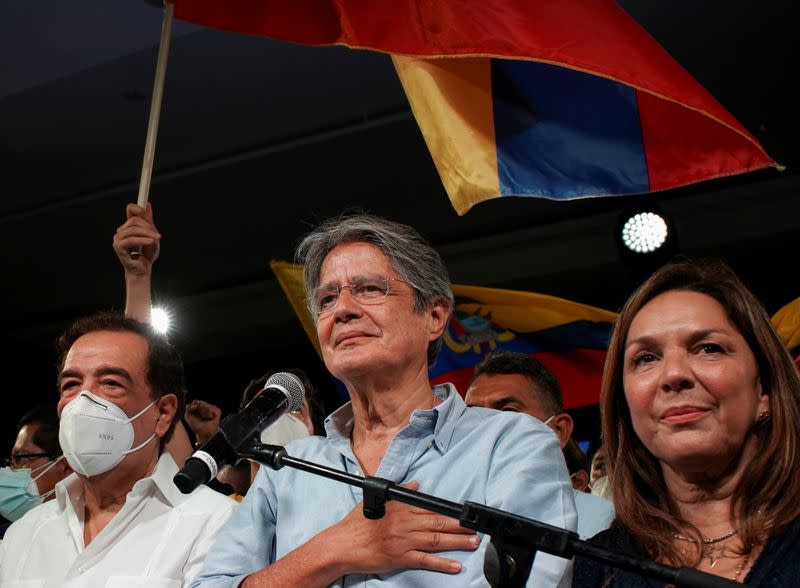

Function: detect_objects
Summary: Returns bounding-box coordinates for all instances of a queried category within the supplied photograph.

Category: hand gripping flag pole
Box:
[131,1,174,258]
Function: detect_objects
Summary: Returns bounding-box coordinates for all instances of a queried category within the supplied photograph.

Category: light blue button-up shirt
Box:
[191,383,577,587]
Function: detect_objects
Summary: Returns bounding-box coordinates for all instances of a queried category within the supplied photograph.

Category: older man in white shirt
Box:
[0,313,236,587]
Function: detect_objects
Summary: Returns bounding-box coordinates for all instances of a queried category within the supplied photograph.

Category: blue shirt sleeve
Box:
[190,466,277,587]
[481,411,578,587]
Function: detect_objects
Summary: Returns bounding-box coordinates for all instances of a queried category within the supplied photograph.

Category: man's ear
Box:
[57,457,73,477]
[155,393,178,439]
[550,413,574,449]
[571,469,590,493]
[427,299,450,342]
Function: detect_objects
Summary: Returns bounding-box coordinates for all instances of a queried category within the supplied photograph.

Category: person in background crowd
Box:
[589,445,612,499]
[193,213,576,587]
[237,368,326,484]
[182,398,247,498]
[0,313,236,586]
[563,439,591,493]
[0,406,72,537]
[239,368,326,437]
[182,368,325,499]
[590,445,607,488]
[574,259,800,586]
[465,350,614,540]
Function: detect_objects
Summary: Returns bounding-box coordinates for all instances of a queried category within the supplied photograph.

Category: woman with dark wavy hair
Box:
[574,259,800,586]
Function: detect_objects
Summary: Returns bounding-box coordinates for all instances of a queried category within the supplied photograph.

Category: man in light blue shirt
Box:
[192,213,576,587]
[193,383,575,587]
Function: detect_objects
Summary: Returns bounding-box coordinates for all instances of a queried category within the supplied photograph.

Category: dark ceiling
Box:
[1,1,798,445]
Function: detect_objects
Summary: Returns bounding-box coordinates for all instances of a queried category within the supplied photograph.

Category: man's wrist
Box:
[308,523,351,579]
[241,531,347,588]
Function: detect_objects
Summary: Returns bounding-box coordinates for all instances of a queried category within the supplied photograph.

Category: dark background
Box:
[1,1,798,454]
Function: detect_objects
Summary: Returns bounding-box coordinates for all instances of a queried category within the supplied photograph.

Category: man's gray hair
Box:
[295,213,454,366]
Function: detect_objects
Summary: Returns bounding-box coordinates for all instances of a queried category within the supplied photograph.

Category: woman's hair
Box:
[295,212,454,366]
[601,258,800,565]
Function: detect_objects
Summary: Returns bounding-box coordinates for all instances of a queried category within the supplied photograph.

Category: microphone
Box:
[173,371,305,493]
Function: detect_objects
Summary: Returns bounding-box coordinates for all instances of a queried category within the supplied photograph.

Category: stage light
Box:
[620,212,669,254]
[151,307,171,335]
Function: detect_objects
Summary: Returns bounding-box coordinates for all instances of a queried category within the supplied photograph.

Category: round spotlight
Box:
[621,212,668,254]
[151,307,171,335]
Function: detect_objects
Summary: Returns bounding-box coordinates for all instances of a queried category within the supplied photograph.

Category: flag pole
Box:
[132,1,174,258]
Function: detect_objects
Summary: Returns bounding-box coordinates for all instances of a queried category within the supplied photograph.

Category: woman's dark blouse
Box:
[573,517,800,587]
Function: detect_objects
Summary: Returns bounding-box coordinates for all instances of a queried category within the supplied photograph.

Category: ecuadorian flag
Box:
[176,0,775,215]
[432,285,617,409]
[772,297,800,367]
[270,261,617,409]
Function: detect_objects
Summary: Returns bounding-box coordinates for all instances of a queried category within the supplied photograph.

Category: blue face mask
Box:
[0,457,62,521]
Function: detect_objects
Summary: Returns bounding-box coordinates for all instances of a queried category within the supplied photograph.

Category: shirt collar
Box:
[54,452,186,513]
[55,471,82,514]
[429,382,464,452]
[142,452,185,507]
[323,382,465,453]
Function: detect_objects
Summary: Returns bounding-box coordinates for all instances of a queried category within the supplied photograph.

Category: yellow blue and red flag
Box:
[433,285,617,409]
[772,297,800,367]
[270,261,617,409]
[176,0,775,215]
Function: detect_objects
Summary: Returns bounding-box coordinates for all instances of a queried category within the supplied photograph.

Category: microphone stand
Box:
[241,442,747,588]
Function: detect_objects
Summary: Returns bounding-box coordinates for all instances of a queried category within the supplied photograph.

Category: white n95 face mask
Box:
[59,391,157,477]
[259,413,311,446]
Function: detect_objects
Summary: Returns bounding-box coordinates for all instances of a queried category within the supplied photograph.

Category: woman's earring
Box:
[754,409,770,430]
